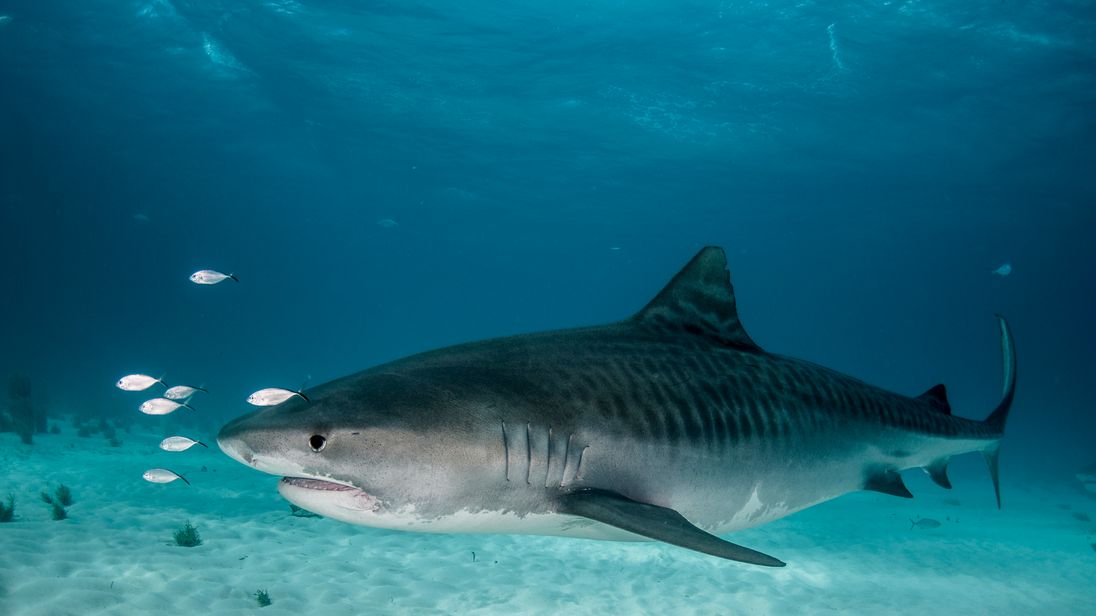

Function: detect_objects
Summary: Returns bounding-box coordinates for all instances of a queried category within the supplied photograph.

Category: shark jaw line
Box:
[277,476,383,517]
[280,476,359,492]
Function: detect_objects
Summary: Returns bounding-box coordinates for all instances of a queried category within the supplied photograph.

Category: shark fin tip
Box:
[634,247,762,352]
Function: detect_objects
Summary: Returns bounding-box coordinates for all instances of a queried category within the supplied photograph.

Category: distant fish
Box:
[0,15,10,27]
[376,218,398,229]
[116,374,165,392]
[189,270,238,285]
[247,388,310,406]
[1074,511,1092,523]
[132,212,151,223]
[159,436,208,452]
[139,398,193,415]
[164,385,207,400]
[142,468,190,485]
[991,263,1012,277]
[910,517,942,530]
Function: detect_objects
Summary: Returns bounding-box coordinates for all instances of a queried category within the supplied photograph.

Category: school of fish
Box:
[116,269,308,486]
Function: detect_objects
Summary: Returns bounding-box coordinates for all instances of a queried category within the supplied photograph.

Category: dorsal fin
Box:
[916,384,951,414]
[633,247,761,352]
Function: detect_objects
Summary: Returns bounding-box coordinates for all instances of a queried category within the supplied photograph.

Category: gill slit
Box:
[501,421,509,482]
[545,427,553,488]
[525,423,532,485]
[575,445,590,482]
[560,433,573,488]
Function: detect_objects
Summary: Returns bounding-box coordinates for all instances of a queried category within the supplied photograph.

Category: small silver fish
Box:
[247,387,310,406]
[376,218,398,229]
[159,436,208,452]
[164,385,207,400]
[189,269,239,284]
[910,517,942,529]
[991,263,1012,277]
[139,398,193,415]
[116,374,165,391]
[142,468,190,485]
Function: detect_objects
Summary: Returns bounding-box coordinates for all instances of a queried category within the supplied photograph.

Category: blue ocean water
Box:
[1,1,1095,614]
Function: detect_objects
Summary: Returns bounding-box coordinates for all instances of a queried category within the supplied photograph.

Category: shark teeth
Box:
[281,477,357,492]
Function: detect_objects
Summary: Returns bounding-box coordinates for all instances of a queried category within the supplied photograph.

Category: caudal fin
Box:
[983,315,1016,508]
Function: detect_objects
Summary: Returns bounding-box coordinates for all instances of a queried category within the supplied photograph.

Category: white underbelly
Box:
[280,478,819,542]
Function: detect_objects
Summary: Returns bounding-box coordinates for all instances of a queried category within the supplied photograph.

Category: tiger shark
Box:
[218,247,1016,566]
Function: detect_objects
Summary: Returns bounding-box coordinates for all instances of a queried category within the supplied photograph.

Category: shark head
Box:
[217,370,489,526]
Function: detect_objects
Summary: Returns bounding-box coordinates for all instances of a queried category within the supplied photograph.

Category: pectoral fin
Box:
[556,488,785,567]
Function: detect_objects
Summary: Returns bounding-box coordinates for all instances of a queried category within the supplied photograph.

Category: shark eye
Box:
[309,435,327,452]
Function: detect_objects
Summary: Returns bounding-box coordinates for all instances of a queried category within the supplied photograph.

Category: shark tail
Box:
[982,314,1016,509]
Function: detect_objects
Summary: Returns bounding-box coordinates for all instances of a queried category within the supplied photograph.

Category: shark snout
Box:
[216,412,311,479]
[217,414,257,466]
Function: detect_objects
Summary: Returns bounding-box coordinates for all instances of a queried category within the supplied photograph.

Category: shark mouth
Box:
[278,477,382,514]
[280,477,358,492]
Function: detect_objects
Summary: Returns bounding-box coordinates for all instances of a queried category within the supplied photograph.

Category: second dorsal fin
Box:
[633,246,761,352]
[916,384,952,414]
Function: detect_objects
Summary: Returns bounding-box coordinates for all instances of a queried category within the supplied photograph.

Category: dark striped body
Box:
[332,320,999,535]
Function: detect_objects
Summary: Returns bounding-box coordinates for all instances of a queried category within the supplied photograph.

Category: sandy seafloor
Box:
[1,426,1094,616]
